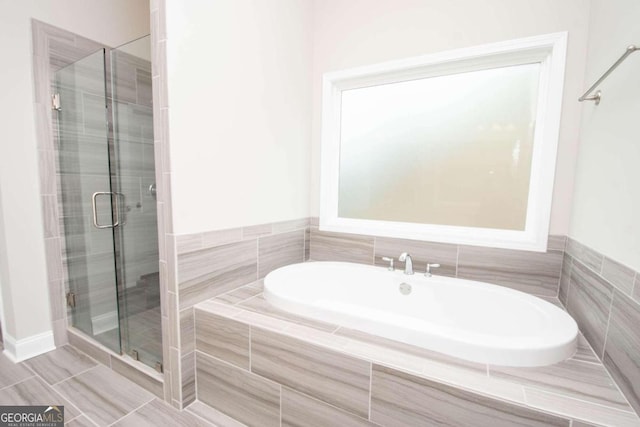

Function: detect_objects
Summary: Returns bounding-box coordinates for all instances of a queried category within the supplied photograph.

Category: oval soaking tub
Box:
[263,261,578,367]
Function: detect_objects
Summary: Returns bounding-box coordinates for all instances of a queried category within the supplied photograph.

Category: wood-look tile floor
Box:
[0,342,219,426]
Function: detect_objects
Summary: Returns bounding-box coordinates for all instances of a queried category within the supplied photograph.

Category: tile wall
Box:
[172,218,309,407]
[560,238,640,415]
[32,17,172,402]
[193,308,576,426]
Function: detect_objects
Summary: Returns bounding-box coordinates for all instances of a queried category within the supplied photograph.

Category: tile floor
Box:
[0,341,221,426]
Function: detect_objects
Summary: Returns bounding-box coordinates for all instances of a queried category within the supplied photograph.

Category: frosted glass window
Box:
[338,63,540,231]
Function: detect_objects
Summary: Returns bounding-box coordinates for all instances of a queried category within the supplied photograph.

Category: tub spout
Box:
[398,252,414,275]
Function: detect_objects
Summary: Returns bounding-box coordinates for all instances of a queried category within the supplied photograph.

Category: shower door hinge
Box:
[155,361,163,373]
[66,292,76,308]
[51,93,61,111]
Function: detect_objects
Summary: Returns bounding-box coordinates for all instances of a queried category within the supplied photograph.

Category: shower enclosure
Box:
[54,36,162,371]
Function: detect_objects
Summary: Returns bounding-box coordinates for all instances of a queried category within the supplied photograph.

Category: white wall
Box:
[310,0,592,236]
[0,0,149,347]
[569,0,640,271]
[165,0,313,234]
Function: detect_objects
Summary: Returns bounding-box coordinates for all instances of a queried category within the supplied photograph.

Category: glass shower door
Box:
[110,36,162,370]
[55,49,122,354]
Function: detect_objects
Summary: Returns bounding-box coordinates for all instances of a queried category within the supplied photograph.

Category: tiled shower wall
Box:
[559,238,640,414]
[32,18,172,401]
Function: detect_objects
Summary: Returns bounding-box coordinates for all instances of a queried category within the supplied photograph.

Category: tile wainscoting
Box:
[173,216,566,408]
[172,218,310,407]
[190,292,639,426]
[560,237,640,415]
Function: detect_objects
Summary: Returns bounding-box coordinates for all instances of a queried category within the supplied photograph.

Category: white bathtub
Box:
[263,261,578,367]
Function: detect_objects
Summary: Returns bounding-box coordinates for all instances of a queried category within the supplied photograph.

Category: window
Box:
[320,33,568,251]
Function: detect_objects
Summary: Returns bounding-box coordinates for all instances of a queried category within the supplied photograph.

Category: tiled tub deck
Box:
[190,281,640,427]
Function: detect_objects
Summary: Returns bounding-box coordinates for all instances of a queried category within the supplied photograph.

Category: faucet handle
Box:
[425,263,441,277]
[381,257,395,271]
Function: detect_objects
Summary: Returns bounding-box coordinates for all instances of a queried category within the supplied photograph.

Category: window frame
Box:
[319,32,568,252]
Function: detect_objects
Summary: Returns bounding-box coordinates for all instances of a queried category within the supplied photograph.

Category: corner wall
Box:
[164,0,313,235]
[569,0,640,272]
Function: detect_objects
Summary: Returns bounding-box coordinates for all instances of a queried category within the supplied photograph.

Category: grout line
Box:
[522,385,637,415]
[279,384,282,427]
[50,364,99,387]
[601,291,616,361]
[51,365,101,387]
[106,396,155,427]
[184,402,227,427]
[368,362,373,421]
[0,374,37,392]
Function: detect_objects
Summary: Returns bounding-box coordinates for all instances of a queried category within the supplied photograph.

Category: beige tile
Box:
[258,230,304,279]
[239,294,336,332]
[603,290,640,415]
[201,227,242,249]
[178,240,257,309]
[179,308,195,354]
[44,237,64,281]
[196,299,244,318]
[573,333,601,364]
[54,365,154,426]
[547,235,567,252]
[110,357,163,399]
[559,253,572,306]
[113,398,210,426]
[601,257,636,296]
[48,279,65,321]
[175,233,203,254]
[309,229,374,264]
[374,236,457,277]
[524,388,640,427]
[371,365,570,427]
[215,282,263,305]
[42,195,60,238]
[0,352,35,389]
[24,345,96,385]
[68,330,111,367]
[186,400,246,427]
[336,327,484,375]
[271,218,309,234]
[181,352,195,407]
[169,348,182,403]
[457,245,563,297]
[242,223,272,239]
[196,351,280,427]
[489,358,630,412]
[0,376,82,421]
[281,387,375,427]
[566,239,603,273]
[567,260,613,357]
[67,415,97,427]
[251,327,370,418]
[195,310,250,370]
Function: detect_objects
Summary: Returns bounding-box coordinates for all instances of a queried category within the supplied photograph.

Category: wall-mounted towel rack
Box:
[579,45,639,105]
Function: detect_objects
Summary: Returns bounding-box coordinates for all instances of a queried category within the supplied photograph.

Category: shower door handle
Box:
[91,192,120,229]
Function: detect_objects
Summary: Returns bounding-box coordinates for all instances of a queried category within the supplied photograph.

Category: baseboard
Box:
[91,311,118,335]
[2,330,55,362]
